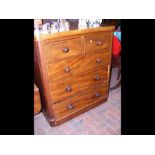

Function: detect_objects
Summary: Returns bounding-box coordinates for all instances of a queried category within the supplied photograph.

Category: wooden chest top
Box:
[34,26,115,41]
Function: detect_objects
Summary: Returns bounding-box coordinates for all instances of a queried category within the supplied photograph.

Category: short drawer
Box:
[49,67,109,103]
[46,52,111,82]
[44,37,83,63]
[53,84,108,119]
[84,32,111,53]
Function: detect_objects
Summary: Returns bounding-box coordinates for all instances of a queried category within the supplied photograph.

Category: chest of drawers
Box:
[34,26,115,126]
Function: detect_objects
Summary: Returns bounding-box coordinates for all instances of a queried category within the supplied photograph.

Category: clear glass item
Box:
[34,25,41,35]
[42,23,51,34]
[59,22,65,32]
[78,19,88,29]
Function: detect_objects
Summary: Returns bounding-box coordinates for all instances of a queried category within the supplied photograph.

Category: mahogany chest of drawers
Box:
[34,26,115,126]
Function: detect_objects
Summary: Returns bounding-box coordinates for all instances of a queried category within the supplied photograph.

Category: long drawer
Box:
[49,67,109,103]
[46,51,111,82]
[43,37,83,63]
[53,84,108,119]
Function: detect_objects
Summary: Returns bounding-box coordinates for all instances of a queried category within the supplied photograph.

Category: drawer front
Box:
[53,84,108,119]
[49,67,108,103]
[84,32,111,53]
[50,78,80,103]
[78,67,108,90]
[46,52,111,82]
[44,37,83,63]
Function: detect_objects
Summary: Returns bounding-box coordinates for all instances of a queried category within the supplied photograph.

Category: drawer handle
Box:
[63,47,69,53]
[95,92,100,97]
[67,104,74,110]
[94,75,100,81]
[96,58,101,64]
[64,67,70,73]
[65,86,72,92]
[96,41,103,46]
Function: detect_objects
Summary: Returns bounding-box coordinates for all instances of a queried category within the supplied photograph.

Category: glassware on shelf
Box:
[34,19,72,35]
[34,25,41,35]
[34,19,43,36]
[59,21,65,32]
[87,19,102,28]
[58,19,70,32]
[78,19,88,29]
[42,23,51,34]
[64,20,70,31]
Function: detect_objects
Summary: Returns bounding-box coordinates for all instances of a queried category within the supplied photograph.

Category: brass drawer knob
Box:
[96,58,101,64]
[64,67,70,73]
[63,47,69,53]
[65,86,72,92]
[67,104,74,110]
[94,75,100,80]
[96,41,103,46]
[95,92,100,97]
